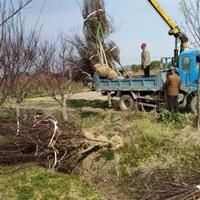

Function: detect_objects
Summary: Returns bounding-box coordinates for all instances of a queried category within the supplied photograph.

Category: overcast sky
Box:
[21,0,184,65]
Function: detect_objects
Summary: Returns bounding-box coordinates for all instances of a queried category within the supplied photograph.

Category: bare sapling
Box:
[38,36,78,121]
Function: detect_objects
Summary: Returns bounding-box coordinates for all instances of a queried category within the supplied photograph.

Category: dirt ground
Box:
[70,91,107,101]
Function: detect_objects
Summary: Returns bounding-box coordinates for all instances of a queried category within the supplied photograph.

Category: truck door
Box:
[179,55,194,86]
[189,55,199,87]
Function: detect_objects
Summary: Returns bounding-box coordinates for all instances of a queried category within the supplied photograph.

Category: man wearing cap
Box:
[165,68,181,112]
[141,43,151,77]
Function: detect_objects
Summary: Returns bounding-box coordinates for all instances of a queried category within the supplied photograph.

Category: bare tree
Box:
[0,0,34,106]
[0,14,41,134]
[38,36,78,121]
[181,0,200,130]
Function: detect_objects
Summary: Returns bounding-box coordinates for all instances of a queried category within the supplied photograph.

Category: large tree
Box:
[71,0,121,77]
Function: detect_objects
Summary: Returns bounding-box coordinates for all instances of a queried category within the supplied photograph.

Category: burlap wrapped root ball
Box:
[94,63,118,79]
[108,69,118,79]
[123,70,135,78]
[94,63,109,78]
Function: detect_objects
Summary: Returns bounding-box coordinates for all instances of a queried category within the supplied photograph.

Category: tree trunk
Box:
[62,96,68,122]
[16,102,21,135]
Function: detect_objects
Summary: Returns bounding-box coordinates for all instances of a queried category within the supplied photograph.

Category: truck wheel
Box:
[190,95,197,114]
[119,95,135,111]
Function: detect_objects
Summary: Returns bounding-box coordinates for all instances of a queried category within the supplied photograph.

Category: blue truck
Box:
[92,50,200,113]
[89,0,200,113]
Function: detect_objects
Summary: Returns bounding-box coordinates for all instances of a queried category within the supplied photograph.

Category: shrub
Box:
[157,109,189,128]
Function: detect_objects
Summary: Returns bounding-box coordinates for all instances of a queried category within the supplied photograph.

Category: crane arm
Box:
[147,0,180,36]
[147,0,188,52]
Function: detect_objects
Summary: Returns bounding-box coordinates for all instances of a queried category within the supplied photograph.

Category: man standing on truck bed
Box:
[165,68,181,112]
[141,43,151,77]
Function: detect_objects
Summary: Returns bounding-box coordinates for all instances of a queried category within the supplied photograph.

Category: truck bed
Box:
[93,73,164,92]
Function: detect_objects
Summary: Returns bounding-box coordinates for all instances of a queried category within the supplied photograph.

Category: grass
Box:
[79,110,195,175]
[23,98,58,108]
[68,99,119,110]
[0,105,198,199]
[80,111,104,129]
[118,113,176,172]
[0,164,105,200]
[27,83,89,99]
[22,97,118,111]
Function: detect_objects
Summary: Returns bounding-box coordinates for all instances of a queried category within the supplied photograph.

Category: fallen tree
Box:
[0,113,112,173]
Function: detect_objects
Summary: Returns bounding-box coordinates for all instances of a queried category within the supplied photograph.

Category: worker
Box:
[141,43,151,77]
[165,68,181,112]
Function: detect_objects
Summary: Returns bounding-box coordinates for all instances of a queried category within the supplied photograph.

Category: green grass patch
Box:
[0,110,14,118]
[80,111,104,129]
[68,99,119,110]
[23,98,58,108]
[0,164,105,200]
[100,149,114,161]
[68,99,108,109]
[157,109,190,129]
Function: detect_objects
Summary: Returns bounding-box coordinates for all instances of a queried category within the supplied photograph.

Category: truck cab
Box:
[179,50,199,90]
[178,50,200,113]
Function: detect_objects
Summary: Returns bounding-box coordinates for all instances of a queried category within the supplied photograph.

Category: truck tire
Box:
[119,95,135,111]
[190,95,197,114]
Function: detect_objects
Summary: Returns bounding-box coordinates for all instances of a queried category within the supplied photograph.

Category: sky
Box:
[19,0,184,65]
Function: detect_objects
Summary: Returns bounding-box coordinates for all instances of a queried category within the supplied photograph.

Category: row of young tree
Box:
[0,0,122,129]
[0,1,84,127]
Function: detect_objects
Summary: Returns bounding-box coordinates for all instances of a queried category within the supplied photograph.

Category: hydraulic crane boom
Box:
[147,0,188,67]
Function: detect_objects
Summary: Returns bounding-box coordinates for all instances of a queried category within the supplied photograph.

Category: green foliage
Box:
[131,64,140,72]
[150,60,161,70]
[157,109,189,128]
[100,149,114,161]
[129,60,161,72]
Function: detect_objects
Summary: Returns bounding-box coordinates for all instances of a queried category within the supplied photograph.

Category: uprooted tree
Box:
[70,0,121,80]
[181,0,200,130]
[0,111,112,172]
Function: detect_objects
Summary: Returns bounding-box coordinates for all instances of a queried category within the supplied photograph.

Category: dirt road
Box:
[70,91,107,101]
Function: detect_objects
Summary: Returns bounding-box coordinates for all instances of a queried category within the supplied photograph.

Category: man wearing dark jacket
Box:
[165,68,181,112]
